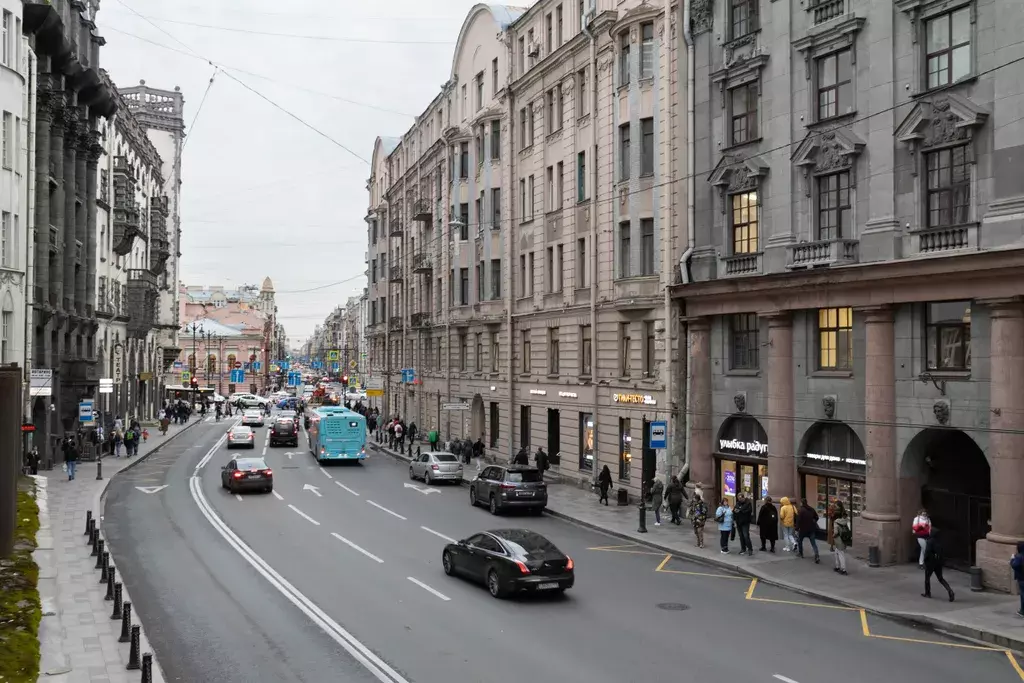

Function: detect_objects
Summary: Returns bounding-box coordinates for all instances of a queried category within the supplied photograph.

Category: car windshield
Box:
[235,458,267,470]
[506,470,542,483]
[230,428,252,436]
[280,411,296,417]
[493,530,559,559]
[243,410,260,415]
[433,453,458,463]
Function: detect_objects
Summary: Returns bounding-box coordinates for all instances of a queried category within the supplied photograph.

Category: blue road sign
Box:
[253,361,261,371]
[287,371,301,387]
[649,420,668,450]
[78,400,94,423]
[331,362,340,371]
[278,360,290,371]
[401,368,415,383]
[311,360,322,369]
[230,369,245,383]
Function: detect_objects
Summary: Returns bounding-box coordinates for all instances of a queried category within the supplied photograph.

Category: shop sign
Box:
[718,438,768,455]
[612,393,657,406]
[804,452,866,467]
[724,470,736,496]
[558,391,578,398]
[529,389,547,396]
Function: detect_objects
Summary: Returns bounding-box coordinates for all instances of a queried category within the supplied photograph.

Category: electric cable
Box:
[182,66,218,150]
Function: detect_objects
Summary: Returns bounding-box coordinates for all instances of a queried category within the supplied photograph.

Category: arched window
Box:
[187,353,196,371]
[207,354,217,375]
[227,353,237,370]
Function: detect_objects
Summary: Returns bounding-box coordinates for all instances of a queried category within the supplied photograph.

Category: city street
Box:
[103,414,1022,683]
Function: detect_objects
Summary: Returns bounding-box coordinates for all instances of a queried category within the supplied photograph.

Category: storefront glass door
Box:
[804,475,864,537]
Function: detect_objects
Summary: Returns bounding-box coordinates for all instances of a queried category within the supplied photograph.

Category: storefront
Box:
[714,415,769,505]
[798,421,866,540]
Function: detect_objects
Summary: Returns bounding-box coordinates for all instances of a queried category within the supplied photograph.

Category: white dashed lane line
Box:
[421,526,455,543]
[367,500,407,520]
[288,504,321,526]
[407,577,451,601]
[335,481,359,496]
[234,494,243,502]
[331,533,384,563]
[319,467,333,479]
[272,490,284,501]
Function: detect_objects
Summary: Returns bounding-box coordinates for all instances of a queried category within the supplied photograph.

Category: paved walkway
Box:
[369,438,1024,652]
[34,417,205,682]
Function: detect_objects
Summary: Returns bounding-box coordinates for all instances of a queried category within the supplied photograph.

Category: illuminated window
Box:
[817,307,853,370]
[618,417,632,480]
[731,191,759,254]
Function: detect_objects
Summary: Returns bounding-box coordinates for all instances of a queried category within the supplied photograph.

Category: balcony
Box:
[411,312,432,328]
[720,252,763,277]
[786,238,859,270]
[113,163,143,255]
[150,196,171,274]
[412,199,433,221]
[387,268,403,283]
[62,355,99,384]
[809,0,845,25]
[389,221,403,237]
[915,224,978,255]
[388,316,403,332]
[412,251,433,273]
[126,269,159,338]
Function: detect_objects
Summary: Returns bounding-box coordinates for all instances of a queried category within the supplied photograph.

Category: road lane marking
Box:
[194,432,230,472]
[407,577,450,601]
[288,504,321,526]
[1006,652,1024,681]
[319,467,333,479]
[335,481,359,496]
[303,484,322,497]
[367,500,406,520]
[234,494,243,502]
[331,533,384,563]
[262,446,267,456]
[773,676,800,683]
[272,490,284,501]
[420,526,455,543]
[656,554,672,571]
[188,477,410,683]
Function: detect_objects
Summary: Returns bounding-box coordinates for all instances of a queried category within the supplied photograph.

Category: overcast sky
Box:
[98,0,478,345]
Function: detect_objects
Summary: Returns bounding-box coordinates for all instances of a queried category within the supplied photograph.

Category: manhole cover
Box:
[657,603,690,611]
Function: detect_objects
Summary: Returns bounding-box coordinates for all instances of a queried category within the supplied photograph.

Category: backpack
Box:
[838,522,853,546]
[124,430,134,442]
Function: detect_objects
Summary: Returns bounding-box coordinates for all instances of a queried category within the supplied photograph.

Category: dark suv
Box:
[469,465,547,515]
[269,418,298,447]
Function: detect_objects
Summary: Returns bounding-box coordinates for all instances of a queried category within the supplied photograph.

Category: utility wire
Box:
[182,67,218,150]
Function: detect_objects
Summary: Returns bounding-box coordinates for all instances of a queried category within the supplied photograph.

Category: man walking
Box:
[922,528,955,602]
[63,436,79,481]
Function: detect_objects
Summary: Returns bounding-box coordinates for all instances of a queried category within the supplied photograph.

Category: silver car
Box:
[409,451,464,484]
[241,409,264,427]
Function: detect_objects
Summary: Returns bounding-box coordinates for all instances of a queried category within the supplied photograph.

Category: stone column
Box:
[85,129,101,316]
[33,85,54,307]
[687,316,713,501]
[62,100,80,313]
[74,123,90,316]
[857,306,901,563]
[48,95,67,309]
[764,312,796,500]
[975,298,1024,591]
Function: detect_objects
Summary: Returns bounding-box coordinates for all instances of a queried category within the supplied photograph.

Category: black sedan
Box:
[221,456,273,494]
[269,418,298,447]
[441,528,574,599]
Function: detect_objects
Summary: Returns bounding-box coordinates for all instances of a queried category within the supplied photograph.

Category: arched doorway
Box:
[901,428,990,568]
[797,421,866,539]
[714,415,769,506]
[470,394,485,441]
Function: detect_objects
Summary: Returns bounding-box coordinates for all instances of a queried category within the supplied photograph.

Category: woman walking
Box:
[667,476,685,525]
[689,491,708,548]
[832,506,852,575]
[912,509,932,569]
[597,465,613,505]
[779,496,798,552]
[757,496,779,553]
[650,477,664,526]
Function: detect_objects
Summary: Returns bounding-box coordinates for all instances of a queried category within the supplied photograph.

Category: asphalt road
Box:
[103,411,1021,683]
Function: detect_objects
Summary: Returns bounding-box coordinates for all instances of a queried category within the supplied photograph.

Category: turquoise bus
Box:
[307,407,367,463]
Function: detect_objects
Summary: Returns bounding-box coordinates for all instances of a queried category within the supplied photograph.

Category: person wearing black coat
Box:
[757,496,779,553]
[733,493,754,556]
[922,528,955,602]
[796,499,821,563]
[597,465,613,505]
[513,446,529,466]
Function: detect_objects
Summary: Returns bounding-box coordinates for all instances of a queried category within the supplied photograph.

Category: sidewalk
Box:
[34,418,204,682]
[369,439,1023,652]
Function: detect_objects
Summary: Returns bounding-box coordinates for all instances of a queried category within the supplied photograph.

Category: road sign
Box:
[269,364,279,373]
[311,360,322,369]
[230,369,245,383]
[649,420,668,449]
[287,371,301,387]
[252,361,261,372]
[78,400,95,422]
[326,350,340,362]
[30,368,53,397]
[442,402,470,411]
[173,361,183,370]
[278,360,290,371]
[365,378,384,391]
[181,371,191,383]
[234,361,242,369]
[331,362,340,371]
[349,359,358,370]
[99,378,114,394]
[401,368,415,383]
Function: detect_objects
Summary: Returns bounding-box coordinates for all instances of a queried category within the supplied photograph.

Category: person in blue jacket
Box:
[1011,541,1024,618]
[714,498,734,554]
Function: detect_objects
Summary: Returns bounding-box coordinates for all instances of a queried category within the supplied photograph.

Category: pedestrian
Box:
[795,498,821,563]
[832,507,852,575]
[513,446,529,466]
[912,508,932,569]
[667,475,685,525]
[715,498,734,554]
[688,491,708,548]
[113,430,123,458]
[473,437,484,461]
[534,447,549,481]
[429,429,439,451]
[1010,542,1024,618]
[779,496,798,551]
[733,492,754,556]
[63,436,79,481]
[650,477,664,526]
[597,465,613,505]
[757,496,779,553]
[922,528,955,602]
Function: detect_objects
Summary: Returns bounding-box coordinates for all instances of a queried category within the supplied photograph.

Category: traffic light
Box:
[341,375,349,387]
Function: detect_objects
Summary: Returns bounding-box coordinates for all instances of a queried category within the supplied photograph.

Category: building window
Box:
[475,333,483,372]
[556,161,564,209]
[491,331,500,372]
[519,254,527,297]
[926,7,971,89]
[619,123,631,180]
[476,133,484,168]
[619,31,632,84]
[1,111,10,167]
[475,72,484,111]
[618,221,631,278]
[556,244,564,292]
[640,118,654,175]
[0,211,9,267]
[476,261,484,302]
[730,83,758,145]
[459,203,469,239]
[519,178,527,220]
[618,418,632,480]
[521,329,531,374]
[729,313,759,370]
[576,238,586,288]
[548,327,560,374]
[817,171,851,240]
[459,142,469,178]
[546,89,557,132]
[577,151,586,202]
[818,307,853,370]
[459,267,469,305]
[581,324,592,375]
[1,12,9,67]
[546,246,555,292]
[730,0,758,39]
[816,49,852,121]
[546,12,553,53]
[490,258,501,300]
[556,4,564,47]
[529,105,535,145]
[518,36,526,75]
[0,310,10,364]
[731,191,759,254]
[528,175,535,220]
[576,68,588,117]
[926,301,971,371]
[640,22,654,78]
[640,218,655,275]
[546,166,555,212]
[643,320,656,376]
[926,145,970,228]
[492,57,499,96]
[557,89,565,129]
[490,121,500,161]
[579,412,595,470]
[459,333,468,371]
[491,188,501,229]
[519,108,528,150]
[619,322,631,375]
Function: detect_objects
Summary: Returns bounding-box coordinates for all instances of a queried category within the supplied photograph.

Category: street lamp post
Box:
[182,321,204,407]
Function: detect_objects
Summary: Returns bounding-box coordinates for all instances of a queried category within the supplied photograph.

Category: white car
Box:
[241,409,265,427]
[231,393,267,408]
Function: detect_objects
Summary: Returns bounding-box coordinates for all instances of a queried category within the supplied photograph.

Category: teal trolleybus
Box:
[307,406,367,463]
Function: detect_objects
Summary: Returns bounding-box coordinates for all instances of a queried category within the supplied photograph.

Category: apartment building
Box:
[674,0,1024,589]
[366,0,686,492]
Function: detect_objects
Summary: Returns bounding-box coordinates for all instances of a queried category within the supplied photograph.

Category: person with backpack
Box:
[688,490,708,548]
[922,528,955,602]
[123,426,135,457]
[779,496,798,552]
[63,436,79,481]
[912,509,932,569]
[832,507,852,575]
[757,495,779,553]
[715,498,734,554]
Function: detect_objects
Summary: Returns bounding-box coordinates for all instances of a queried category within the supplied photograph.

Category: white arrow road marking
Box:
[420,526,455,543]
[272,490,284,501]
[331,533,383,563]
[367,500,406,520]
[234,494,243,502]
[773,676,801,683]
[403,482,441,495]
[288,504,320,526]
[319,467,333,479]
[303,484,322,497]
[407,577,450,601]
[335,481,359,496]
[135,485,168,494]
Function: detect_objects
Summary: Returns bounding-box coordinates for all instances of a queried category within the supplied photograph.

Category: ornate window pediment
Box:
[894,92,988,150]
[792,16,865,77]
[792,128,865,176]
[711,54,769,96]
[709,154,769,211]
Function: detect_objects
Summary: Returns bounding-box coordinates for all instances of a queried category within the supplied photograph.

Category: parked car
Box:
[221,456,273,494]
[441,528,574,598]
[269,418,298,447]
[409,451,463,484]
[468,466,547,515]
[226,426,256,449]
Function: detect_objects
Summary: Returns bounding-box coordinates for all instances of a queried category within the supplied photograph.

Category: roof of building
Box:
[183,285,259,303]
[179,318,245,337]
[486,4,528,28]
[261,277,274,292]
[380,136,402,156]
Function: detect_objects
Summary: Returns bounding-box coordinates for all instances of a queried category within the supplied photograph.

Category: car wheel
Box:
[531,507,544,516]
[424,470,432,485]
[469,486,478,507]
[442,551,455,576]
[409,466,416,480]
[221,477,227,490]
[489,495,499,515]
[487,569,505,599]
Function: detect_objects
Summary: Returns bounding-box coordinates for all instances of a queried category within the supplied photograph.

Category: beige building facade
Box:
[366,1,687,492]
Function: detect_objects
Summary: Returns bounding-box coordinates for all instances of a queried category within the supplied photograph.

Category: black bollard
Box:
[141,653,153,683]
[86,517,95,538]
[637,499,648,534]
[119,601,132,642]
[90,527,100,554]
[127,625,141,670]
[96,457,103,480]
[105,567,116,598]
[95,540,105,569]
[111,583,123,619]
[84,510,93,535]
[99,551,110,580]
[416,446,421,457]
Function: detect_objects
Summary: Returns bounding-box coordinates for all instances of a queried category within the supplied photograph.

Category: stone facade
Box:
[675,0,1024,590]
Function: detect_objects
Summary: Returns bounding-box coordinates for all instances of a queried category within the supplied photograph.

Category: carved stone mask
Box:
[822,396,836,420]
[933,401,950,426]
[733,393,746,413]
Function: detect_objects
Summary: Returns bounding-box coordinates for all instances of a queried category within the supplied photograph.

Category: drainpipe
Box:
[24,50,37,445]
[583,10,598,484]
[678,0,696,484]
[661,0,675,482]
[505,35,516,465]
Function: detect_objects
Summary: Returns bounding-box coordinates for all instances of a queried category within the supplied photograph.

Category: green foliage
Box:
[0,479,42,682]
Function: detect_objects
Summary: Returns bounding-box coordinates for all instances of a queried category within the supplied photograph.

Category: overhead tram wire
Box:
[112,0,371,165]
[182,66,218,151]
